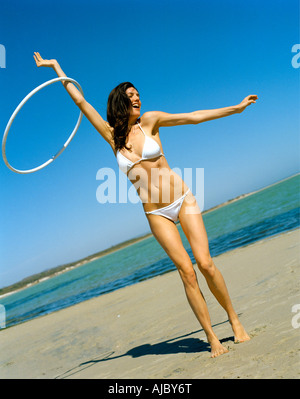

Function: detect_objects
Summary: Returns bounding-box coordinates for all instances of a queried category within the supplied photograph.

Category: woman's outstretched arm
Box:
[142,95,258,128]
[33,52,113,145]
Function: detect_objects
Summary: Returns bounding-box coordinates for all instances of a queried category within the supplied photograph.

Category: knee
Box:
[179,265,198,288]
[196,256,215,278]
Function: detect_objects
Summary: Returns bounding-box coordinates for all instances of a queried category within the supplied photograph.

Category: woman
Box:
[34,52,257,357]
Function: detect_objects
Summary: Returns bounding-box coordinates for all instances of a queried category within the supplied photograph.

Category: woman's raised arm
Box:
[33,52,113,145]
[142,95,258,129]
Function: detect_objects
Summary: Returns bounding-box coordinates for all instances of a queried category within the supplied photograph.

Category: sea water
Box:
[1,174,299,329]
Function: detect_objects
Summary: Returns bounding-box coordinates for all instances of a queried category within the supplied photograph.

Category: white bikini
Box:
[116,122,190,222]
[116,122,164,174]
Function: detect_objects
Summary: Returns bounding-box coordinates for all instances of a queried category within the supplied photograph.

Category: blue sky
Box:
[0,0,299,288]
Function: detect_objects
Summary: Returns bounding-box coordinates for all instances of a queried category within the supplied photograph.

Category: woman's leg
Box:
[179,193,250,343]
[146,213,228,357]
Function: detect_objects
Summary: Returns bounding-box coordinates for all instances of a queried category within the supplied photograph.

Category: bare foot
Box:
[209,339,229,358]
[230,319,250,343]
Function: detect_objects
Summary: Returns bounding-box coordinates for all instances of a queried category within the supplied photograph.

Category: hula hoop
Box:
[2,77,84,174]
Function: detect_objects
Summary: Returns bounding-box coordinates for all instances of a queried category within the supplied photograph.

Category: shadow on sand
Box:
[55,319,235,379]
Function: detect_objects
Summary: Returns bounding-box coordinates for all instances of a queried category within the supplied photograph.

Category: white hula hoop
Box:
[2,77,84,174]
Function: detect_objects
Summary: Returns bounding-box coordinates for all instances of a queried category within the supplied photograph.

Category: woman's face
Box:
[126,87,141,120]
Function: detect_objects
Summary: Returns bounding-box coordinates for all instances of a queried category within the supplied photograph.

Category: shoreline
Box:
[1,172,298,298]
[0,233,153,299]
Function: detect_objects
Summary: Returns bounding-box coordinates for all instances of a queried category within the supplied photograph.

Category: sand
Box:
[0,229,299,379]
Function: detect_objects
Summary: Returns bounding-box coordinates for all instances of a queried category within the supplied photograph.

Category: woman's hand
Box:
[237,95,258,113]
[33,52,57,68]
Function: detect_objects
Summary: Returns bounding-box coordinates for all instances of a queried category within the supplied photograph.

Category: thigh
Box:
[146,214,192,270]
[178,192,211,262]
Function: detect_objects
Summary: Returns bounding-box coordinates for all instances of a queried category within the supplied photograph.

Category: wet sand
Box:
[0,229,299,379]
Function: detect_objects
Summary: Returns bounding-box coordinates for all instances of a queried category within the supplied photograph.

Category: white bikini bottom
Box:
[145,189,190,222]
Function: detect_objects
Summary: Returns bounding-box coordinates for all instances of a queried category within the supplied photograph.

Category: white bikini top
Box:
[116,122,164,174]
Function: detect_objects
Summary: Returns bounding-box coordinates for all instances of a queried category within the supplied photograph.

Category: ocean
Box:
[1,174,299,329]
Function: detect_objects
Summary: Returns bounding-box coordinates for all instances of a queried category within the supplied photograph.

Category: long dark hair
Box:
[107,82,137,152]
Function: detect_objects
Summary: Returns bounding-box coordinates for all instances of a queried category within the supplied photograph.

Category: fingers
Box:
[245,94,258,105]
[248,94,258,101]
[33,53,39,66]
[33,52,43,67]
[34,52,41,61]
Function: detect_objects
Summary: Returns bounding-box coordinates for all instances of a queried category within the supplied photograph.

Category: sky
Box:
[0,0,299,288]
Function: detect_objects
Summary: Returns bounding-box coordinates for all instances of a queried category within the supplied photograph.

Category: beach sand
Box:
[1,229,299,379]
